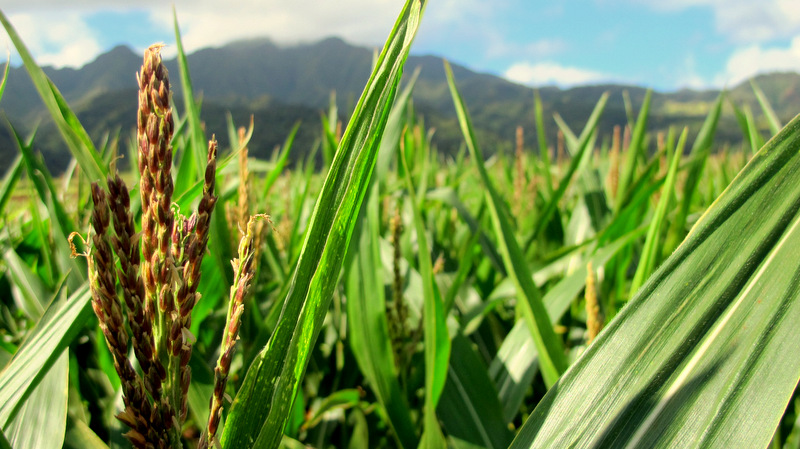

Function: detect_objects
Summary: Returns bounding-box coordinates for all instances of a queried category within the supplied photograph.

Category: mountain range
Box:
[2,36,799,175]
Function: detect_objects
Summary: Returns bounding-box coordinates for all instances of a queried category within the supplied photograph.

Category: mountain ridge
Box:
[1,37,798,174]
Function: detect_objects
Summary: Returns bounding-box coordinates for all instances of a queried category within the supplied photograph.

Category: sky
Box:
[1,0,799,92]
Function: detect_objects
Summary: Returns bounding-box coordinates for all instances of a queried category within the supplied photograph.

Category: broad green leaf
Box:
[490,227,645,421]
[11,124,86,287]
[552,113,578,153]
[0,10,106,182]
[426,187,505,275]
[376,67,420,180]
[750,79,781,135]
[0,155,21,217]
[0,51,9,103]
[510,113,800,448]
[262,122,300,198]
[0,284,91,428]
[172,7,206,189]
[533,90,554,195]
[347,409,369,449]
[525,92,609,250]
[2,351,68,449]
[219,3,427,448]
[671,92,723,244]
[64,416,109,449]
[3,249,47,320]
[303,389,361,429]
[402,138,450,449]
[630,127,686,293]
[187,351,215,433]
[345,183,417,449]
[445,60,567,387]
[438,334,512,449]
[443,201,485,313]
[615,89,652,212]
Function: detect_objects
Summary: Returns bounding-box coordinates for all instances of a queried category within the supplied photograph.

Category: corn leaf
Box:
[750,79,781,135]
[2,352,68,449]
[402,138,450,449]
[172,8,207,191]
[219,2,426,447]
[64,417,109,449]
[525,92,609,250]
[438,334,512,449]
[533,90,554,196]
[0,155,21,217]
[509,113,800,448]
[671,92,723,243]
[630,127,686,293]
[445,60,567,387]
[0,10,106,183]
[615,89,652,211]
[0,284,91,429]
[344,183,417,449]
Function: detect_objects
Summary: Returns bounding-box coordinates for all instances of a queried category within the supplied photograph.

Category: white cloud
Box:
[503,62,611,87]
[2,1,408,67]
[4,11,101,68]
[486,36,566,59]
[152,0,403,54]
[715,36,800,86]
[630,0,800,43]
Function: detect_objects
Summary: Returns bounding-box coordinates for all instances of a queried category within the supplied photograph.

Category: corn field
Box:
[1,1,800,448]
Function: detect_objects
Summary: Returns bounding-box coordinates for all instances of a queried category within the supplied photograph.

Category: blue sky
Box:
[2,0,799,91]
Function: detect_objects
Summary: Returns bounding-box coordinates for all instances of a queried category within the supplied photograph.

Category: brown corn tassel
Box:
[173,139,218,422]
[136,42,180,446]
[88,183,164,449]
[107,174,166,403]
[585,262,603,343]
[199,215,259,449]
[137,43,176,324]
[237,126,250,240]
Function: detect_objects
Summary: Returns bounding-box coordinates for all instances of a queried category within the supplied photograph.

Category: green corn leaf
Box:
[445,60,567,388]
[426,187,505,275]
[438,334,512,449]
[533,90,554,196]
[0,428,9,449]
[172,7,207,190]
[489,226,644,421]
[750,79,781,135]
[0,154,21,217]
[509,113,800,448]
[0,51,9,103]
[219,3,426,448]
[11,124,86,288]
[64,416,109,449]
[347,409,369,449]
[262,122,300,198]
[345,183,417,449]
[0,283,91,430]
[3,249,47,320]
[377,67,420,180]
[303,389,362,429]
[615,89,652,212]
[0,10,106,183]
[630,127,686,293]
[525,92,610,251]
[402,137,450,449]
[671,92,723,244]
[552,113,579,153]
[2,352,68,449]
